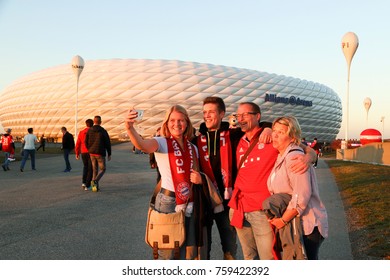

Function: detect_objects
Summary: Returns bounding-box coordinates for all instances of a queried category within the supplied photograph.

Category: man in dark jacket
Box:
[85,116,111,192]
[61,127,75,172]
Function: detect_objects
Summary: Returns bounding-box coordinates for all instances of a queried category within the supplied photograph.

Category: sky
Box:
[0,0,389,140]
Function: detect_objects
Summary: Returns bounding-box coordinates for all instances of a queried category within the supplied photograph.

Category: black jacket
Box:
[62,132,75,150]
[85,125,111,156]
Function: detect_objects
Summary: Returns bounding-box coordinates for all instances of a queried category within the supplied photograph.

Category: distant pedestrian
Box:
[61,127,75,172]
[1,128,15,171]
[36,134,46,151]
[310,138,321,168]
[301,137,308,146]
[85,116,111,192]
[20,128,39,172]
[75,119,94,191]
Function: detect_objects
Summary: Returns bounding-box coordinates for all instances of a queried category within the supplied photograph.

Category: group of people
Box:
[74,116,112,191]
[1,116,111,193]
[124,96,328,260]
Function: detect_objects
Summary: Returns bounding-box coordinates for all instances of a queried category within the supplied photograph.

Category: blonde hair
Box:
[160,105,194,139]
[272,116,302,145]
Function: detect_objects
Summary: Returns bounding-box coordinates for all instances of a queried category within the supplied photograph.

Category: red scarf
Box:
[197,130,232,191]
[167,137,194,205]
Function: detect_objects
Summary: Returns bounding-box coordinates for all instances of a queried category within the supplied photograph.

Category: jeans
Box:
[20,149,36,170]
[230,209,274,260]
[90,155,106,182]
[3,152,10,168]
[81,153,92,187]
[63,149,72,170]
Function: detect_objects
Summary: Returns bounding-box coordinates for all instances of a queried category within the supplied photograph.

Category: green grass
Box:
[325,159,390,260]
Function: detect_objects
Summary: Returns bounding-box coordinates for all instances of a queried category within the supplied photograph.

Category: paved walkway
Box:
[0,143,352,260]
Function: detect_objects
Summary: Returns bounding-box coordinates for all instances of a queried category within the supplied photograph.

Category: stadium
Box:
[0,59,342,142]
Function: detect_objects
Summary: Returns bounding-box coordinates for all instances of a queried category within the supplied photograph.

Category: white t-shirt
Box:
[154,137,198,192]
[23,134,38,150]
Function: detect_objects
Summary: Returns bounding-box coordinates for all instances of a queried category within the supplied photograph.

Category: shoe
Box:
[91,180,99,192]
[6,166,10,171]
[32,168,36,171]
[63,169,70,172]
[84,186,89,191]
[20,168,23,172]
[223,252,236,260]
[2,165,6,171]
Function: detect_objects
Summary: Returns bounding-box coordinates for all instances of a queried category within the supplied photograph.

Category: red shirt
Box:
[1,134,14,153]
[75,127,90,156]
[229,135,278,228]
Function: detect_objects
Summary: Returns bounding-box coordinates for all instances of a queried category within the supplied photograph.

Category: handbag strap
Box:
[237,128,263,171]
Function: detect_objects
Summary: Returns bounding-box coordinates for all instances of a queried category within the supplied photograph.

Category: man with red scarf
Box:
[194,97,273,260]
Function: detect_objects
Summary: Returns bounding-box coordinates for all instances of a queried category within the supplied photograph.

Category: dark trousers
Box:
[207,207,237,259]
[81,153,93,187]
[63,149,72,170]
[303,226,325,260]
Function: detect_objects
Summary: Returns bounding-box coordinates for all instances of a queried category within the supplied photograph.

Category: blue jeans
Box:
[63,149,72,170]
[3,152,11,168]
[230,209,274,260]
[90,155,106,182]
[20,149,36,170]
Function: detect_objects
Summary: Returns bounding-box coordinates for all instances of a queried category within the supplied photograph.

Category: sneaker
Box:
[84,186,89,191]
[91,180,99,192]
[2,165,6,171]
[63,169,70,172]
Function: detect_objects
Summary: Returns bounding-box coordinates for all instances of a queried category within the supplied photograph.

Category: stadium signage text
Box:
[265,94,313,107]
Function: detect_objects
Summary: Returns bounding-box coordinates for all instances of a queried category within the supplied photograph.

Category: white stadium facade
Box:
[0,59,342,142]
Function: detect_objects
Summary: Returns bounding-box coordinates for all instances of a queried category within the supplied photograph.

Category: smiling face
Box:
[203,103,225,131]
[167,110,187,139]
[236,103,260,133]
[272,122,293,154]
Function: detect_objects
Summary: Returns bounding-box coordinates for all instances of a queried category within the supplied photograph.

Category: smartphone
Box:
[134,109,144,120]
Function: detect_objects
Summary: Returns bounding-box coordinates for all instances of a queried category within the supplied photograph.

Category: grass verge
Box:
[325,159,390,260]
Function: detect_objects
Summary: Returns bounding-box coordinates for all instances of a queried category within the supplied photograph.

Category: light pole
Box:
[71,55,85,138]
[341,32,359,149]
[381,116,385,142]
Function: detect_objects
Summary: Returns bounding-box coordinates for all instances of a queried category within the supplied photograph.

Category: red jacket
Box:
[1,134,15,153]
[75,127,90,156]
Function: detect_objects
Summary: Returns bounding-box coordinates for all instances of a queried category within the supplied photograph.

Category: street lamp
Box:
[71,55,85,138]
[341,32,359,149]
[381,116,385,142]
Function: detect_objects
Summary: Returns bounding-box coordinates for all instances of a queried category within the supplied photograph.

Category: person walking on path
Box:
[61,127,75,172]
[85,116,111,192]
[36,134,46,151]
[310,137,321,168]
[1,128,15,171]
[20,128,39,172]
[75,119,94,191]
